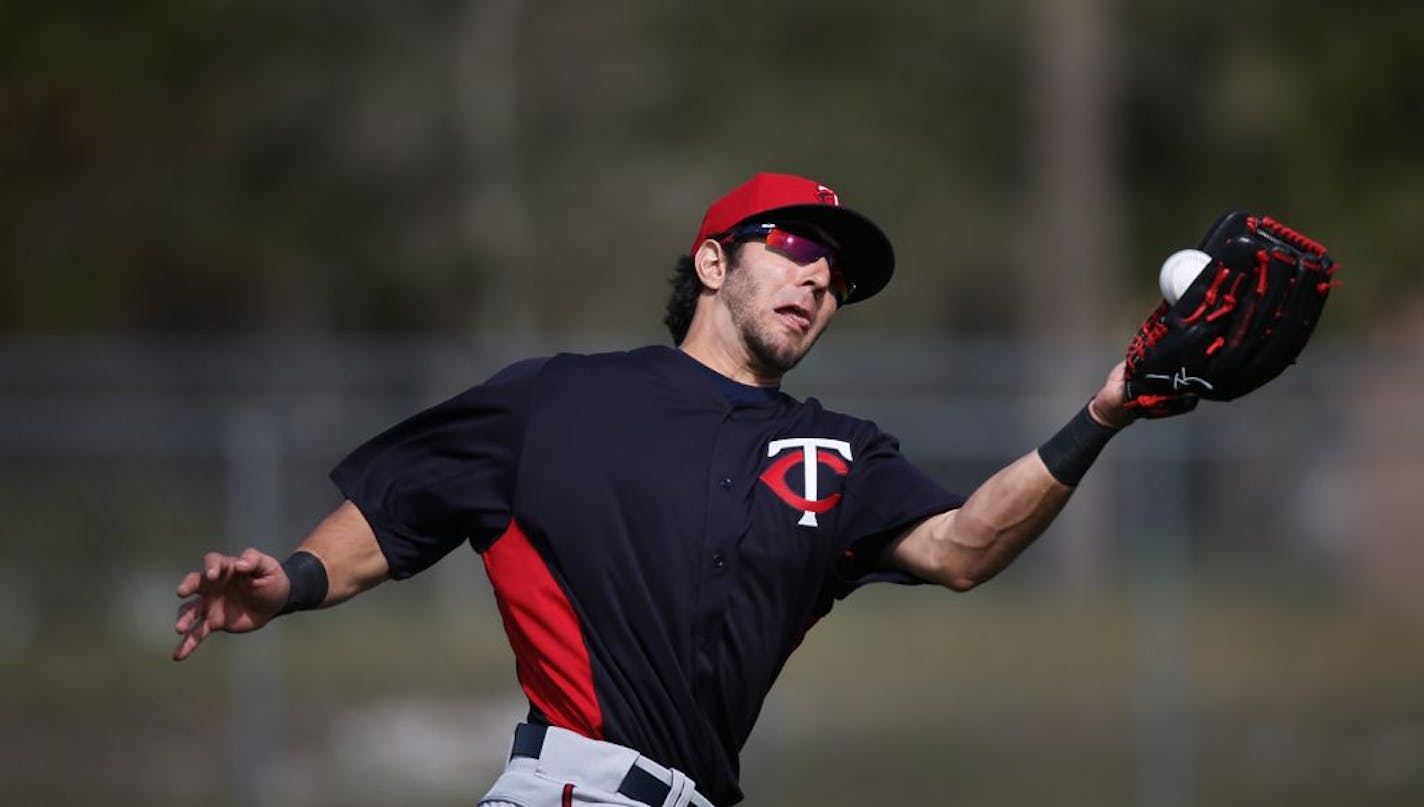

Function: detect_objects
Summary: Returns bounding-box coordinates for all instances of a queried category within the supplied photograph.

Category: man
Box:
[173,172,1143,807]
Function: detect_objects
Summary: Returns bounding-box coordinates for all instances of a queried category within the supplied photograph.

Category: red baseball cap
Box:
[691,172,895,305]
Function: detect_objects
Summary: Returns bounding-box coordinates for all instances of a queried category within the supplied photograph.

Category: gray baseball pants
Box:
[479,723,716,807]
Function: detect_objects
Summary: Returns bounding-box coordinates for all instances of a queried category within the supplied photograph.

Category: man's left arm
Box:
[883,361,1135,591]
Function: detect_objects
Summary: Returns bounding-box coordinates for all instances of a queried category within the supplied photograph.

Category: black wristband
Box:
[277,550,329,616]
[1037,404,1119,486]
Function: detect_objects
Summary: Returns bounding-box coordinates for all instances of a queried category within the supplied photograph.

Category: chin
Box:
[748,330,814,376]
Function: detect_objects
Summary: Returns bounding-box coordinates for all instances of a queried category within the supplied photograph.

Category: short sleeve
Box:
[830,426,965,593]
[330,357,546,579]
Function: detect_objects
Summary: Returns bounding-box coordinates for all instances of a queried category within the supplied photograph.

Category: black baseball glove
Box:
[1123,210,1338,418]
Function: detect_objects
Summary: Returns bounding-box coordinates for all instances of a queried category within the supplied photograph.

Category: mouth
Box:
[774,304,813,333]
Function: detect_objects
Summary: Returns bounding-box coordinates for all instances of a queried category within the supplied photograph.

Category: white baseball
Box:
[1159,249,1212,305]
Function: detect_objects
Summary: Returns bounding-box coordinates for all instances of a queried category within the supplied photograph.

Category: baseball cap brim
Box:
[749,203,895,305]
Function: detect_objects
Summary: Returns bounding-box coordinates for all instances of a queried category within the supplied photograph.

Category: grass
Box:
[4,580,1422,805]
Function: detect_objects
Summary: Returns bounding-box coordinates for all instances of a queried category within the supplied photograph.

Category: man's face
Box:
[721,240,841,377]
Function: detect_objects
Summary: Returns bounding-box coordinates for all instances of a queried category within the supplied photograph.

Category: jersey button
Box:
[712,553,726,569]
[718,476,734,488]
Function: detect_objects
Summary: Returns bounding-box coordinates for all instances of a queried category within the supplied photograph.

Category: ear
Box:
[693,240,728,292]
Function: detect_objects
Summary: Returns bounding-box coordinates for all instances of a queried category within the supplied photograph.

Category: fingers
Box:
[172,588,233,660]
[172,617,212,661]
[203,551,234,585]
[237,547,264,573]
[172,549,256,661]
[236,546,283,580]
[175,598,202,634]
[172,598,214,660]
[175,570,203,598]
[176,549,267,598]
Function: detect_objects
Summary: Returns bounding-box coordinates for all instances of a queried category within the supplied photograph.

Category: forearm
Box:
[293,500,391,607]
[888,389,1129,590]
[936,388,1133,586]
[915,452,1074,590]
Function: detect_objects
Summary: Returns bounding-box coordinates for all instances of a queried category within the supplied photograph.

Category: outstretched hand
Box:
[1088,361,1144,429]
[173,548,288,661]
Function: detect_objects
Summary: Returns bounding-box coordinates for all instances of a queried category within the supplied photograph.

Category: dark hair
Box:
[663,241,742,344]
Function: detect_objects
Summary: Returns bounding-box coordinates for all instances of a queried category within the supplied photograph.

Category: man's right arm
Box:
[171,500,390,661]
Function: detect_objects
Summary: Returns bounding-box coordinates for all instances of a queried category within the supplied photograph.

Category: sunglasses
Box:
[720,222,854,305]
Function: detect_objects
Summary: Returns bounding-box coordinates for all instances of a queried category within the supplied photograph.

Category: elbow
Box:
[943,569,991,593]
[931,513,1015,593]
[932,542,1002,593]
[932,554,994,592]
[908,510,1011,593]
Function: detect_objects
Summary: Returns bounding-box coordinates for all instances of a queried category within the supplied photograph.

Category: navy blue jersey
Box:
[332,345,962,806]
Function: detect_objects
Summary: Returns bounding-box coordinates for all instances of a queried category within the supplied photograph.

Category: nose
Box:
[798,258,832,293]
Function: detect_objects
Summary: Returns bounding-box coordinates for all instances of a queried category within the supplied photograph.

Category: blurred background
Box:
[3,1,1422,805]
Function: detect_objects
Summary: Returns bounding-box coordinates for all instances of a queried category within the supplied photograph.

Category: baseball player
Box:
[173,173,1334,806]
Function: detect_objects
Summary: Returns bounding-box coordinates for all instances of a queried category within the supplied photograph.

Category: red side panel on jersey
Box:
[482,520,603,738]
